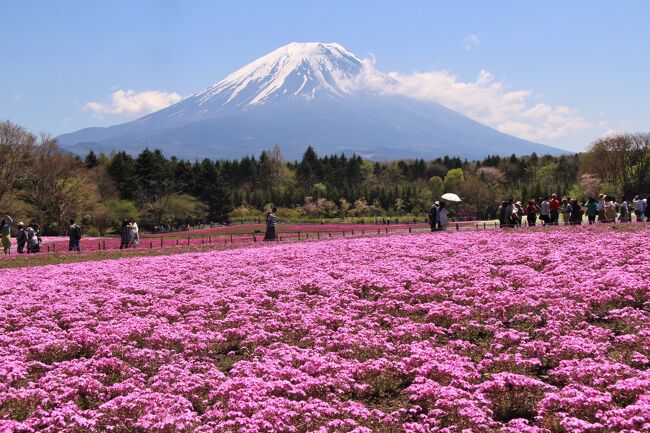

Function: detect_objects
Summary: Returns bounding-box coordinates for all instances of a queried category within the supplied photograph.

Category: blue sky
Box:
[1,0,649,152]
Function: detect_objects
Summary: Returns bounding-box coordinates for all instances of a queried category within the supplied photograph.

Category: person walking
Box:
[67,219,82,253]
[428,201,439,232]
[119,219,133,249]
[549,194,560,225]
[1,215,13,254]
[585,198,597,225]
[264,207,277,241]
[644,196,650,222]
[524,200,540,226]
[437,201,449,230]
[16,222,27,254]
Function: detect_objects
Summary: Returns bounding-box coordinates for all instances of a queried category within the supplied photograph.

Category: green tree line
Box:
[2,120,649,234]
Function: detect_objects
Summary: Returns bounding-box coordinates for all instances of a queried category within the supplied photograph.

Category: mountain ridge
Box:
[58,42,567,160]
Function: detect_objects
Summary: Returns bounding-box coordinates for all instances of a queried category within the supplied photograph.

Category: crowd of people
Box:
[495,194,650,228]
[0,215,147,255]
[1,215,42,255]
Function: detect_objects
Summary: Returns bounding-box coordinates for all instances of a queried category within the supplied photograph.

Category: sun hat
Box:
[17,222,24,227]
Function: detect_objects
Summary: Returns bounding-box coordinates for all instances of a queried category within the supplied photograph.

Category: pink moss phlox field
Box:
[1,226,649,432]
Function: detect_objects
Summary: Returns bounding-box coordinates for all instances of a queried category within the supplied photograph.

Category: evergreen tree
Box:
[106,151,136,199]
[84,150,98,168]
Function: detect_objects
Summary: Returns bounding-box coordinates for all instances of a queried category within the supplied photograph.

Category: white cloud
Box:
[13,91,23,102]
[352,59,591,142]
[84,89,182,117]
[464,34,481,50]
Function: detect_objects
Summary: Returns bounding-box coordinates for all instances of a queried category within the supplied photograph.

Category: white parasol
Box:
[441,193,462,202]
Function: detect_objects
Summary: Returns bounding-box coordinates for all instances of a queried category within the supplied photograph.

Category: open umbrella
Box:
[441,193,462,202]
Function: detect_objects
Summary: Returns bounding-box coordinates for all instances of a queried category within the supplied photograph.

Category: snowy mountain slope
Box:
[58,42,566,160]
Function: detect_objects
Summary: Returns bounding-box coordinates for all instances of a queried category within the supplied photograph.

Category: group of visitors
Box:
[119,218,140,249]
[1,215,42,255]
[428,201,450,232]
[498,194,650,227]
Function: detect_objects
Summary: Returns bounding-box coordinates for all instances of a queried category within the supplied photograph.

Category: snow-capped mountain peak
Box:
[191,42,391,107]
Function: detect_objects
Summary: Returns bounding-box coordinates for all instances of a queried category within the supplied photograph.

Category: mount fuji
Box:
[58,42,565,160]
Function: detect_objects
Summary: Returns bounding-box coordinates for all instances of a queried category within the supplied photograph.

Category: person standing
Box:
[540,197,550,225]
[524,200,540,226]
[504,199,516,228]
[570,199,583,225]
[604,196,616,222]
[16,222,27,254]
[497,201,508,228]
[26,223,41,253]
[644,196,650,222]
[264,207,277,241]
[549,194,560,225]
[67,219,82,253]
[1,215,13,254]
[585,198,597,225]
[437,201,449,230]
[119,219,133,249]
[129,218,139,247]
[428,201,439,232]
[618,196,629,223]
[562,198,572,225]
[597,194,606,222]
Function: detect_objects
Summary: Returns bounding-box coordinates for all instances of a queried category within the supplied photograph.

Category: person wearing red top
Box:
[549,194,561,225]
[525,200,541,226]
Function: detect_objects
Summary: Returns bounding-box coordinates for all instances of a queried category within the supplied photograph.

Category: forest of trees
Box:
[2,119,649,235]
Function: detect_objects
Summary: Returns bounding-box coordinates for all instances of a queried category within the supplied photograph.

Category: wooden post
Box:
[187,237,190,245]
[329,232,331,237]
[298,232,301,241]
[98,242,101,251]
[476,223,479,230]
[103,240,106,250]
[343,231,345,236]
[362,230,364,235]
[176,239,179,246]
[456,223,460,231]
[306,233,309,239]
[351,230,354,235]
[230,234,233,243]
[47,245,50,252]
[409,227,412,233]
[484,223,486,229]
[253,234,257,242]
[150,241,153,249]
[385,228,388,234]
[377,228,380,235]
[161,238,163,248]
[317,232,320,239]
[209,236,211,243]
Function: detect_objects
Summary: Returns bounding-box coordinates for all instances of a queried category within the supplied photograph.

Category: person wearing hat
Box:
[16,221,27,254]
